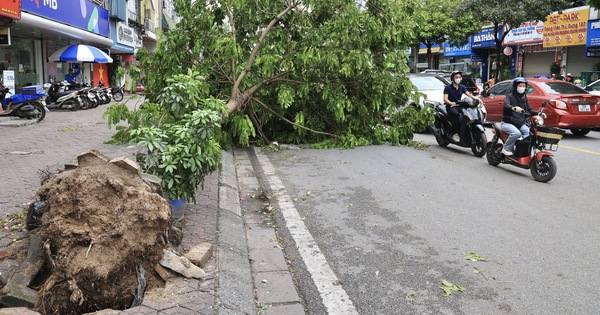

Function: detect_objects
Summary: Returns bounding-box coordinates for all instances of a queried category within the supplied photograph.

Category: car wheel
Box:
[570,128,590,136]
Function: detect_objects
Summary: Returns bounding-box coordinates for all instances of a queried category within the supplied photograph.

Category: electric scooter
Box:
[485,102,565,182]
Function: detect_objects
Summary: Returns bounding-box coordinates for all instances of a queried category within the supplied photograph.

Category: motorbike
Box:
[1,84,48,122]
[485,102,564,182]
[428,97,488,157]
[43,82,82,111]
[111,85,124,102]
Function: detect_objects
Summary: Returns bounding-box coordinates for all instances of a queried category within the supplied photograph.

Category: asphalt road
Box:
[261,130,600,315]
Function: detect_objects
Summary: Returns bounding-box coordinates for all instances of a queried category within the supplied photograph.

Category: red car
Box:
[481,78,600,136]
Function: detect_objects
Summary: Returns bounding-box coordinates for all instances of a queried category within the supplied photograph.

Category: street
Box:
[259,130,600,315]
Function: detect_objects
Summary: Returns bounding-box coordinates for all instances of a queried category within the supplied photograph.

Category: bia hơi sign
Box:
[543,8,589,48]
[0,0,21,20]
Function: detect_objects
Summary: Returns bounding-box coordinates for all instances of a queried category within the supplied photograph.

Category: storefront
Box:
[471,26,504,81]
[543,7,592,79]
[417,43,442,71]
[503,21,551,78]
[7,0,112,90]
[441,39,481,80]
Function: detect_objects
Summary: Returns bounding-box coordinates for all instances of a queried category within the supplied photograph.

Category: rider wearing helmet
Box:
[443,71,478,142]
[500,77,546,156]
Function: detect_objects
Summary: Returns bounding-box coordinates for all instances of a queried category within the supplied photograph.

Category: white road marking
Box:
[253,147,358,315]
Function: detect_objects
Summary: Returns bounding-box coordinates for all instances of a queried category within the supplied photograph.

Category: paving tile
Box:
[254,271,301,304]
[245,227,279,250]
[158,306,198,315]
[260,303,306,315]
[164,278,200,295]
[118,305,158,315]
[249,248,289,272]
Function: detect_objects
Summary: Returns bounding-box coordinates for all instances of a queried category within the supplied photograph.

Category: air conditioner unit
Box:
[91,0,104,5]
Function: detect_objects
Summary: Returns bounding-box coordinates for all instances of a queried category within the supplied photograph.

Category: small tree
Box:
[123,0,429,147]
[460,0,569,80]
[415,0,482,69]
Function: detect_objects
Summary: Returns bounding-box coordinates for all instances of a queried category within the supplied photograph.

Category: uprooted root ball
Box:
[35,154,171,315]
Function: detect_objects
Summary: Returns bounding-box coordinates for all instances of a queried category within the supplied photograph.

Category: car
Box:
[584,79,600,96]
[480,78,600,136]
[135,83,145,93]
[442,74,480,96]
[407,73,448,108]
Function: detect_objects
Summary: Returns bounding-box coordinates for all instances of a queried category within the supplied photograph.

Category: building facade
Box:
[0,0,176,92]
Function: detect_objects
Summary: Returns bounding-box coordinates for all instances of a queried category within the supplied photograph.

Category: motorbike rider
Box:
[443,71,478,142]
[501,77,546,156]
[65,68,80,85]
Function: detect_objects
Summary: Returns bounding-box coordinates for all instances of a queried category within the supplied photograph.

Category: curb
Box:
[216,149,257,315]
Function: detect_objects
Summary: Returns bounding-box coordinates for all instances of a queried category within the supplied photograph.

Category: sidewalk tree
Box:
[105,0,431,200]
[109,0,430,147]
[415,0,482,69]
[459,0,569,80]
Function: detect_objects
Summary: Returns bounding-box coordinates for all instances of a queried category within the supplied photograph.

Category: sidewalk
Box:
[0,104,306,314]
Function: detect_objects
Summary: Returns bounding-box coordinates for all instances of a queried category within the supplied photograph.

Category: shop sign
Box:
[3,70,15,95]
[503,21,544,45]
[543,8,589,48]
[0,0,21,20]
[443,39,472,57]
[586,19,600,57]
[116,22,142,48]
[419,43,441,54]
[22,0,109,37]
[0,28,10,45]
[471,27,503,49]
[503,46,513,56]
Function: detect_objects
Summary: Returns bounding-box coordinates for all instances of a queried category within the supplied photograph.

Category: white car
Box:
[584,79,600,96]
[408,73,487,122]
[407,73,448,108]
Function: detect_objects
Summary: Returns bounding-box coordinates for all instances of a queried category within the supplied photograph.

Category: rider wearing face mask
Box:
[443,71,477,142]
[500,77,545,156]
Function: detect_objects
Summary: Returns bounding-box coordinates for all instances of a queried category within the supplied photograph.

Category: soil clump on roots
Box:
[34,151,171,314]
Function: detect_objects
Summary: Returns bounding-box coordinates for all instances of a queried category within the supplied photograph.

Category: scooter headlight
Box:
[535,115,544,126]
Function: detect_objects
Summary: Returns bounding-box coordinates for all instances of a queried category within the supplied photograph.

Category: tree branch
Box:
[232,2,298,94]
[227,8,237,83]
[252,97,340,139]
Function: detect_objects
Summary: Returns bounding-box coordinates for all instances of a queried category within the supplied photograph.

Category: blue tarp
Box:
[1,93,46,106]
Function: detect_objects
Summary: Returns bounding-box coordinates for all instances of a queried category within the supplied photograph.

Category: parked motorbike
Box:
[1,84,48,122]
[111,85,124,102]
[428,97,488,157]
[485,102,564,182]
[43,82,82,111]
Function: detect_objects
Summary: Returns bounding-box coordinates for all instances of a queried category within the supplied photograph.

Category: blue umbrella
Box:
[48,44,113,63]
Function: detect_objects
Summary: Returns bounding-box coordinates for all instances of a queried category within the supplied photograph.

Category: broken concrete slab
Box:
[184,242,213,268]
[109,157,141,176]
[77,150,110,167]
[160,249,207,279]
[0,234,44,308]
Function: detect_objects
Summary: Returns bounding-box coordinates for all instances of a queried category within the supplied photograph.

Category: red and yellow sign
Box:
[0,0,21,20]
[543,8,589,48]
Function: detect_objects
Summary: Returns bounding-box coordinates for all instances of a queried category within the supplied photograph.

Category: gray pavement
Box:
[0,98,306,314]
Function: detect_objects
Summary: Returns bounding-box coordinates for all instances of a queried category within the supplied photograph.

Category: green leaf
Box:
[440,280,465,296]
[464,251,489,262]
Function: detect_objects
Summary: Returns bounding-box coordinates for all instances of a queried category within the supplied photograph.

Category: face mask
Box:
[517,86,526,94]
[454,78,461,84]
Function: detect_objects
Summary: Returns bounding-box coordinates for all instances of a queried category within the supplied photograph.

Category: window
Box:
[488,82,510,96]
[537,82,588,94]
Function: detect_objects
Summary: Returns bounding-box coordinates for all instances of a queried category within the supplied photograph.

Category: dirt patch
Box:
[32,152,171,314]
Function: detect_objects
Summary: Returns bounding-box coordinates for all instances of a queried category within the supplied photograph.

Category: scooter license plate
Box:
[579,105,591,112]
